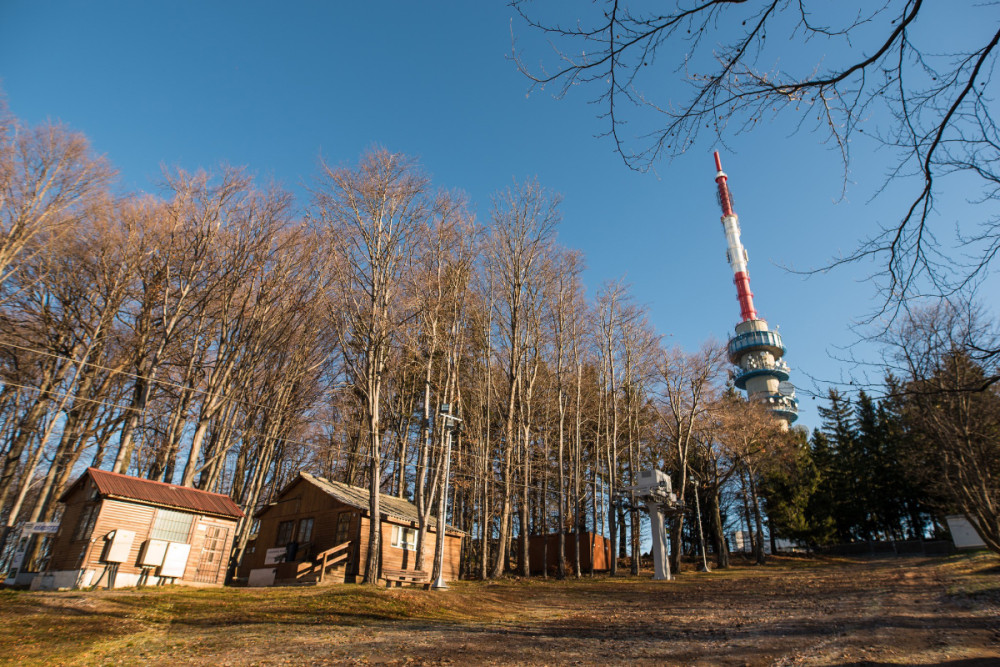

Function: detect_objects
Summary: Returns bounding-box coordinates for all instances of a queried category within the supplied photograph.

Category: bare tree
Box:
[406,192,477,571]
[545,248,585,578]
[314,148,429,584]
[513,1,1000,317]
[112,170,250,475]
[178,181,297,487]
[617,299,660,575]
[595,282,624,575]
[0,110,113,297]
[715,392,791,564]
[484,179,560,577]
[654,342,727,573]
[885,299,1000,553]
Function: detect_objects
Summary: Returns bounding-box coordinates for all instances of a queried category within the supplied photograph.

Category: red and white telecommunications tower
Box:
[713,152,798,425]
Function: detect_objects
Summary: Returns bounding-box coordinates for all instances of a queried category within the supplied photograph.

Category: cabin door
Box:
[193,526,229,584]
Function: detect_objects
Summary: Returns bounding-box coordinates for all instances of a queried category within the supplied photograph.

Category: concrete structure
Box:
[619,470,684,580]
[946,515,987,550]
[713,152,798,426]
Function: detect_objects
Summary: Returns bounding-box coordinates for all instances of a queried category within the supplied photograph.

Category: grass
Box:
[0,581,519,664]
[1,553,997,666]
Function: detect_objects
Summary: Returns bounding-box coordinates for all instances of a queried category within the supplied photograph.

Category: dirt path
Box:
[1,555,997,665]
[315,557,999,666]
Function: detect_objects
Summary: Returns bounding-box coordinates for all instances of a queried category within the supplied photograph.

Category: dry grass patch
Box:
[1,554,998,665]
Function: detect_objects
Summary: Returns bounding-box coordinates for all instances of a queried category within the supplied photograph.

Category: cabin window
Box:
[150,509,194,543]
[275,520,295,546]
[74,504,99,541]
[298,517,314,543]
[335,512,352,545]
[391,525,417,551]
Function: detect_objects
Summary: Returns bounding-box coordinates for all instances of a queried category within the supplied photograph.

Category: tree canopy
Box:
[513,1,1000,318]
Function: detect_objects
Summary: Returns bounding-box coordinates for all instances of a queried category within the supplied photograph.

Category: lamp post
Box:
[690,473,711,572]
[432,403,461,590]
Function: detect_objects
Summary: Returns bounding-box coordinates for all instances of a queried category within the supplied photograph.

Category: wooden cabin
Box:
[32,468,243,590]
[529,532,612,574]
[239,472,463,586]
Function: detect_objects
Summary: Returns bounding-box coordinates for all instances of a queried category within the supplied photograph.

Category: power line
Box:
[0,377,608,500]
[0,339,623,475]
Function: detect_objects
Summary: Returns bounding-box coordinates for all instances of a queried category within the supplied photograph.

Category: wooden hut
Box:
[529,532,612,574]
[33,468,243,590]
[240,472,463,586]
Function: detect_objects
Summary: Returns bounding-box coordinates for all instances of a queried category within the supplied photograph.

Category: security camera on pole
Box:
[432,403,461,590]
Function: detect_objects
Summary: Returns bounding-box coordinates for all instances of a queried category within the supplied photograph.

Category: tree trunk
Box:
[748,468,766,564]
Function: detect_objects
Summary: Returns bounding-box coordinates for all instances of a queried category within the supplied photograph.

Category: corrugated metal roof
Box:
[299,472,462,534]
[71,468,244,519]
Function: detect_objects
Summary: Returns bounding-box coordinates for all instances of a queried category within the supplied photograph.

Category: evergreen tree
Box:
[855,388,930,540]
[881,375,931,539]
[759,427,831,545]
[816,389,863,542]
[854,391,888,540]
[804,429,838,545]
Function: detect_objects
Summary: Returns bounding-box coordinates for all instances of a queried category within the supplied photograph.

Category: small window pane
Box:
[335,513,352,545]
[276,520,294,546]
[298,518,314,543]
[74,505,98,541]
[150,509,194,543]
[392,525,417,551]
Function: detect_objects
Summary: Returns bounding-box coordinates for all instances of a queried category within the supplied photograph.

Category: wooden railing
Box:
[312,541,351,584]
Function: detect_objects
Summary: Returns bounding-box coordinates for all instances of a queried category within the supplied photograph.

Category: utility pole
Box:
[690,473,710,572]
[432,403,461,590]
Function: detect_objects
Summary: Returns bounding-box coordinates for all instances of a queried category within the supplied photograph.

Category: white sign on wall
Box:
[159,542,191,578]
[103,530,136,563]
[22,522,60,534]
[264,547,286,565]
[139,539,170,567]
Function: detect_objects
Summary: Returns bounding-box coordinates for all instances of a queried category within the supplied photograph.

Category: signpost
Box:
[4,521,61,585]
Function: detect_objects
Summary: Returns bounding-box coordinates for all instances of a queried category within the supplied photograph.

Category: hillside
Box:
[1,554,997,666]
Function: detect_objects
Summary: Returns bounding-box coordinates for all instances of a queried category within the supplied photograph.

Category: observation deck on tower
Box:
[728,320,798,424]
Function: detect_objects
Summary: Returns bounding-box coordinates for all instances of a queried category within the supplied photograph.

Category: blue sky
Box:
[2,1,989,432]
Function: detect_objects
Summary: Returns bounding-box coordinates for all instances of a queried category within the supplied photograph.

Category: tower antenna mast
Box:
[714,151,757,322]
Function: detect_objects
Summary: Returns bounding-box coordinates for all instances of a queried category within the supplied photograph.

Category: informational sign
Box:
[264,547,286,565]
[4,522,61,583]
[946,515,986,549]
[139,539,170,567]
[22,522,60,534]
[102,529,136,563]
[248,567,276,587]
[159,542,191,578]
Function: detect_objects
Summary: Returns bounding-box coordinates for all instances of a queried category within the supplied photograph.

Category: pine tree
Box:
[759,427,829,545]
[816,389,863,542]
[804,429,838,545]
[881,375,930,539]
